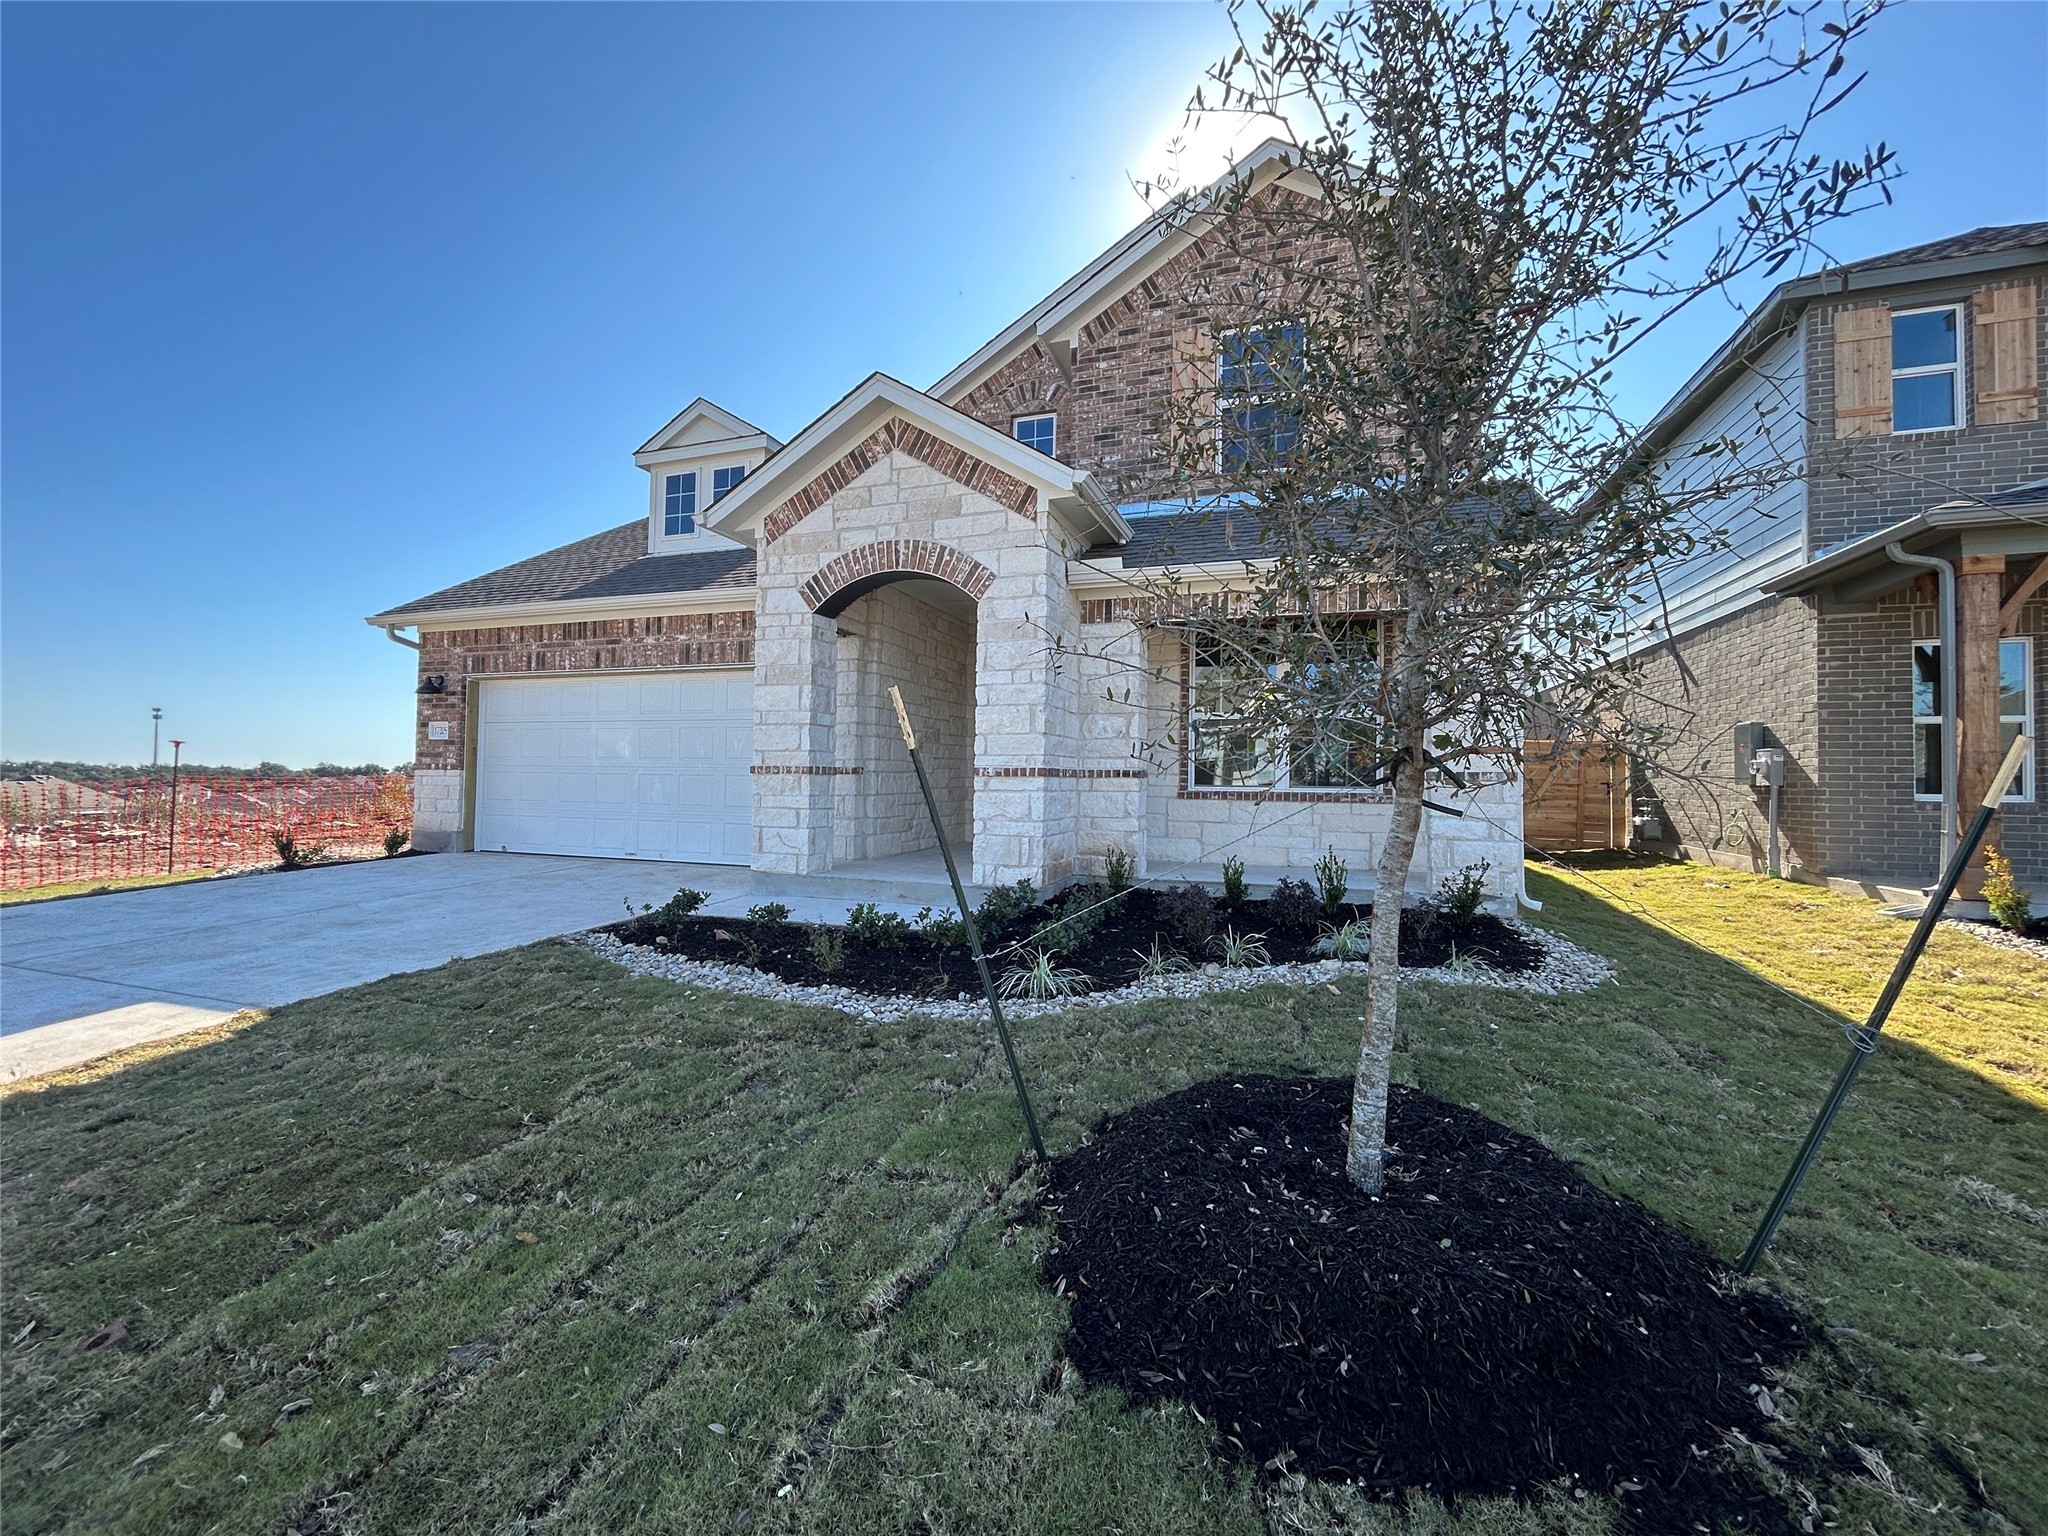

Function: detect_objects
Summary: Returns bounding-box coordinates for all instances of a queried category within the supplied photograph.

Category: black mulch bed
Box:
[608,885,1542,1002]
[1041,1075,1812,1532]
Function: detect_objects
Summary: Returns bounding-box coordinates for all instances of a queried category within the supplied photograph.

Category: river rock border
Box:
[573,919,1613,1025]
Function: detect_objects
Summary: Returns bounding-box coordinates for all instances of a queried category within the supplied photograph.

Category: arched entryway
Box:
[804,541,992,870]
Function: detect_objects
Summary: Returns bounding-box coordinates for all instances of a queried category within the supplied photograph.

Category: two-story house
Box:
[365,143,1521,905]
[1625,223,2048,899]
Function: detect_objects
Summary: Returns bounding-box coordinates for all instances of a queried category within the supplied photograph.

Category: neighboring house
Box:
[366,146,1520,903]
[1623,223,2048,896]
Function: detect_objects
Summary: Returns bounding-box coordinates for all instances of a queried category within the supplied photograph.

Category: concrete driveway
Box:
[0,851,948,1078]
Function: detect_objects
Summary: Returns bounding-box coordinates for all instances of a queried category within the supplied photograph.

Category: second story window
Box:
[1891,306,1961,432]
[1218,323,1305,469]
[1013,414,1056,456]
[712,464,748,502]
[663,471,697,536]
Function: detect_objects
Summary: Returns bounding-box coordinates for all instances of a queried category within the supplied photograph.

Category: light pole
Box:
[152,707,163,772]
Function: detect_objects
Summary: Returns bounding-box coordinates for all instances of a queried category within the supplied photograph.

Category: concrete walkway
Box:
[0,851,955,1079]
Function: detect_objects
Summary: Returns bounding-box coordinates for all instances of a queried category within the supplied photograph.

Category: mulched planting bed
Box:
[609,885,1543,1002]
[1042,1074,1811,1532]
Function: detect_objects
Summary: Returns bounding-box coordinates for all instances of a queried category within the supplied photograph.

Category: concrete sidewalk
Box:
[0,850,953,1078]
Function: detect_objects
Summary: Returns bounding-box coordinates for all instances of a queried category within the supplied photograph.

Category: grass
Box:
[0,868,219,905]
[2,859,2042,1535]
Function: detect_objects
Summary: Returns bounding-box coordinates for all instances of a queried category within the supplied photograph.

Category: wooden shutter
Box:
[1974,283,2039,424]
[1833,303,1892,438]
[1170,323,1216,416]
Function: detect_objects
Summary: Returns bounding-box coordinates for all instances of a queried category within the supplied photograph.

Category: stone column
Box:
[1956,553,2006,897]
[1076,616,1152,878]
[751,603,838,875]
[971,541,1069,888]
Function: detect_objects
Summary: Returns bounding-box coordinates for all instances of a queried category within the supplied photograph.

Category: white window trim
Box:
[1910,637,2033,804]
[1889,303,1965,436]
[1012,413,1056,456]
[663,470,699,537]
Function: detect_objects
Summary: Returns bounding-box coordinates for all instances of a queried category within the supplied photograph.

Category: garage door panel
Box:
[474,670,753,864]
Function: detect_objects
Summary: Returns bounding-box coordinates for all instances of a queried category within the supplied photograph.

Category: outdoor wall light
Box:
[418,675,447,695]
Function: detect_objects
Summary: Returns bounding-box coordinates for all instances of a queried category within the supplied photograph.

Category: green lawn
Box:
[3,861,2042,1535]
[0,868,219,905]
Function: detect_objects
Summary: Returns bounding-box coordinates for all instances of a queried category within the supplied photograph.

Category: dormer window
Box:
[712,464,748,502]
[1013,414,1056,456]
[664,472,697,536]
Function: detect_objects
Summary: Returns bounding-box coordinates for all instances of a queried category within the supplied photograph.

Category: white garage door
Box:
[474,671,754,864]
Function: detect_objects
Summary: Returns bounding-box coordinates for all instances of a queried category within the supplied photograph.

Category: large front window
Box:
[1218,323,1304,469]
[1912,638,2033,802]
[1187,623,1383,791]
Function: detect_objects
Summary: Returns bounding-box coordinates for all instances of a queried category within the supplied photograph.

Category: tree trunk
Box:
[1346,744,1426,1192]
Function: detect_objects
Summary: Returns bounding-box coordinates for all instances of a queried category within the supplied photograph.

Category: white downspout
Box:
[381,624,421,651]
[1884,544,1956,877]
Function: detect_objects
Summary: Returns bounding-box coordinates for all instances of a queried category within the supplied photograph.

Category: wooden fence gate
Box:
[1523,741,1629,852]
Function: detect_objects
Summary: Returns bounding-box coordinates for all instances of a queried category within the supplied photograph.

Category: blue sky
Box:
[3,1,2043,768]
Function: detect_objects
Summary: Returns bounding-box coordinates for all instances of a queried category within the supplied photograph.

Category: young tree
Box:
[1113,0,1895,1191]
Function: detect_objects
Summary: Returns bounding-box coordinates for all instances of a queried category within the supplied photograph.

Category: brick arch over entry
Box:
[799,539,996,618]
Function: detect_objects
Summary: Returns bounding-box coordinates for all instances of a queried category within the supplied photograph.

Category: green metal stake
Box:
[889,685,1046,1163]
[1739,731,2033,1275]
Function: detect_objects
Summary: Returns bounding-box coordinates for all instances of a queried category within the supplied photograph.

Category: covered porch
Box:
[1765,481,2047,895]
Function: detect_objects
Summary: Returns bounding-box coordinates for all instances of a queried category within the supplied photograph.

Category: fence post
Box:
[166,742,185,874]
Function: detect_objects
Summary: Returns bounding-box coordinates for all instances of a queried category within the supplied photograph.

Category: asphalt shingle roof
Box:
[375,522,756,619]
[1843,222,2048,274]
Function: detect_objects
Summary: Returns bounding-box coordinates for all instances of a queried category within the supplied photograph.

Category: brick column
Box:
[751,604,838,874]
[1956,553,2006,896]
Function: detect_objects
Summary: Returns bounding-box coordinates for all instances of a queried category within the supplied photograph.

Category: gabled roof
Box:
[930,138,1318,405]
[366,522,755,626]
[633,397,779,462]
[705,372,1130,547]
[1626,223,2048,477]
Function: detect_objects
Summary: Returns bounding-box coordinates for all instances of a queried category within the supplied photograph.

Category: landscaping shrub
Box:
[656,886,708,923]
[845,902,911,949]
[808,925,846,973]
[1221,854,1248,907]
[382,826,411,858]
[1984,846,2031,932]
[1315,845,1349,910]
[974,879,1040,945]
[1267,877,1323,936]
[746,901,792,925]
[1155,882,1216,955]
[1040,882,1111,953]
[913,904,970,949]
[1102,845,1136,895]
[1431,860,1493,921]
[271,828,327,870]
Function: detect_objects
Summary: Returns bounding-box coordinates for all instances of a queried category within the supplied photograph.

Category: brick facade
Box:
[950,207,1350,499]
[410,611,753,851]
[1806,268,2048,554]
[1626,595,1824,875]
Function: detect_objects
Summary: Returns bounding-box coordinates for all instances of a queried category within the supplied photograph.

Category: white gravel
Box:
[1941,917,2048,963]
[572,917,1613,1025]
